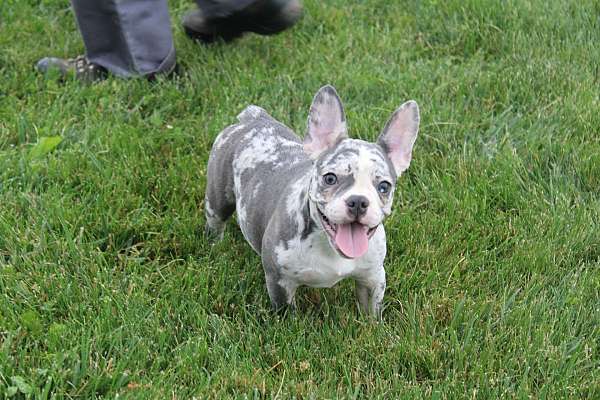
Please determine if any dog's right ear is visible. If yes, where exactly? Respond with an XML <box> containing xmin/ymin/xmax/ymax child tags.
<box><xmin>304</xmin><ymin>85</ymin><xmax>348</xmax><ymax>158</ymax></box>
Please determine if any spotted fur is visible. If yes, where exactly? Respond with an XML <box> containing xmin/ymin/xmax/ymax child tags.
<box><xmin>205</xmin><ymin>85</ymin><xmax>419</xmax><ymax>319</ymax></box>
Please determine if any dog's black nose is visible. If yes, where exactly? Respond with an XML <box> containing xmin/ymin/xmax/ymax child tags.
<box><xmin>346</xmin><ymin>195</ymin><xmax>369</xmax><ymax>217</ymax></box>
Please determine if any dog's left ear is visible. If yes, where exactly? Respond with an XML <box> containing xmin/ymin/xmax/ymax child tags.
<box><xmin>377</xmin><ymin>100</ymin><xmax>420</xmax><ymax>176</ymax></box>
<box><xmin>304</xmin><ymin>85</ymin><xmax>348</xmax><ymax>158</ymax></box>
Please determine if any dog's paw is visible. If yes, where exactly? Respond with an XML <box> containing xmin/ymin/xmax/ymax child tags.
<box><xmin>204</xmin><ymin>224</ymin><xmax>225</xmax><ymax>242</ymax></box>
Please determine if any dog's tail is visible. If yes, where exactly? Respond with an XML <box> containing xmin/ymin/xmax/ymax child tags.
<box><xmin>237</xmin><ymin>105</ymin><xmax>271</xmax><ymax>123</ymax></box>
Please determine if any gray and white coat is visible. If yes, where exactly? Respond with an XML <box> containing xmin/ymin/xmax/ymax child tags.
<box><xmin>205</xmin><ymin>85</ymin><xmax>419</xmax><ymax>318</ymax></box>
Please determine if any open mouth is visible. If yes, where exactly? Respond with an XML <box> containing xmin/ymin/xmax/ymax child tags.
<box><xmin>317</xmin><ymin>207</ymin><xmax>378</xmax><ymax>259</ymax></box>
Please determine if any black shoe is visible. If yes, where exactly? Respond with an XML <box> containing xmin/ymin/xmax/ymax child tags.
<box><xmin>36</xmin><ymin>55</ymin><xmax>108</xmax><ymax>82</ymax></box>
<box><xmin>182</xmin><ymin>0</ymin><xmax>302</xmax><ymax>44</ymax></box>
<box><xmin>244</xmin><ymin>0</ymin><xmax>303</xmax><ymax>35</ymax></box>
<box><xmin>182</xmin><ymin>8</ymin><xmax>245</xmax><ymax>43</ymax></box>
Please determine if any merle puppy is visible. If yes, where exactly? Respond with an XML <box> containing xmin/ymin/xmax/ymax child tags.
<box><xmin>205</xmin><ymin>85</ymin><xmax>419</xmax><ymax>318</ymax></box>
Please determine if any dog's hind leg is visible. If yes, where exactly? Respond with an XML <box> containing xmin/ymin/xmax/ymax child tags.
<box><xmin>204</xmin><ymin>173</ymin><xmax>235</xmax><ymax>240</ymax></box>
<box><xmin>204</xmin><ymin>195</ymin><xmax>233</xmax><ymax>240</ymax></box>
<box><xmin>205</xmin><ymin>136</ymin><xmax>237</xmax><ymax>240</ymax></box>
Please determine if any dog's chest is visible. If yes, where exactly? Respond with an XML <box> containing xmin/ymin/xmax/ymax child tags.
<box><xmin>275</xmin><ymin>229</ymin><xmax>385</xmax><ymax>288</ymax></box>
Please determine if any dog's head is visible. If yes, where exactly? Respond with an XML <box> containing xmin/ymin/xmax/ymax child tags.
<box><xmin>304</xmin><ymin>85</ymin><xmax>419</xmax><ymax>259</ymax></box>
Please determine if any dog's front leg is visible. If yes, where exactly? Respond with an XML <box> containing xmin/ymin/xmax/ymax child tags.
<box><xmin>355</xmin><ymin>282</ymin><xmax>370</xmax><ymax>315</ymax></box>
<box><xmin>265</xmin><ymin>274</ymin><xmax>297</xmax><ymax>312</ymax></box>
<box><xmin>355</xmin><ymin>268</ymin><xmax>386</xmax><ymax>320</ymax></box>
<box><xmin>370</xmin><ymin>278</ymin><xmax>386</xmax><ymax>320</ymax></box>
<box><xmin>261</xmin><ymin>247</ymin><xmax>297</xmax><ymax>312</ymax></box>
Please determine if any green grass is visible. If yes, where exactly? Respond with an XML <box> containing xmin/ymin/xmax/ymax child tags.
<box><xmin>1</xmin><ymin>0</ymin><xmax>599</xmax><ymax>398</ymax></box>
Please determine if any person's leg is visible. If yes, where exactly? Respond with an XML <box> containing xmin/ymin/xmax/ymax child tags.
<box><xmin>183</xmin><ymin>0</ymin><xmax>302</xmax><ymax>43</ymax></box>
<box><xmin>73</xmin><ymin>0</ymin><xmax>175</xmax><ymax>77</ymax></box>
<box><xmin>38</xmin><ymin>0</ymin><xmax>176</xmax><ymax>80</ymax></box>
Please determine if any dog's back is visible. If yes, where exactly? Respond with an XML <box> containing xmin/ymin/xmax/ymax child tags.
<box><xmin>205</xmin><ymin>105</ymin><xmax>312</xmax><ymax>251</ymax></box>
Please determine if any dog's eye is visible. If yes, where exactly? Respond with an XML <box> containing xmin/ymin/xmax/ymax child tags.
<box><xmin>377</xmin><ymin>181</ymin><xmax>392</xmax><ymax>194</ymax></box>
<box><xmin>323</xmin><ymin>173</ymin><xmax>338</xmax><ymax>185</ymax></box>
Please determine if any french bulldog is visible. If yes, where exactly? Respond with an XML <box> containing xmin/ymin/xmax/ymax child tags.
<box><xmin>205</xmin><ymin>85</ymin><xmax>419</xmax><ymax>318</ymax></box>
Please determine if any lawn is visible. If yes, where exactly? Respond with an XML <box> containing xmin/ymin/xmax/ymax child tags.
<box><xmin>1</xmin><ymin>0</ymin><xmax>599</xmax><ymax>398</ymax></box>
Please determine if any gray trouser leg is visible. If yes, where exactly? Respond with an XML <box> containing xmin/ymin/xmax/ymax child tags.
<box><xmin>71</xmin><ymin>0</ymin><xmax>176</xmax><ymax>77</ymax></box>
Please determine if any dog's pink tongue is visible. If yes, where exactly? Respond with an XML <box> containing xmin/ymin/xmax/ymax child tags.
<box><xmin>335</xmin><ymin>222</ymin><xmax>369</xmax><ymax>259</ymax></box>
